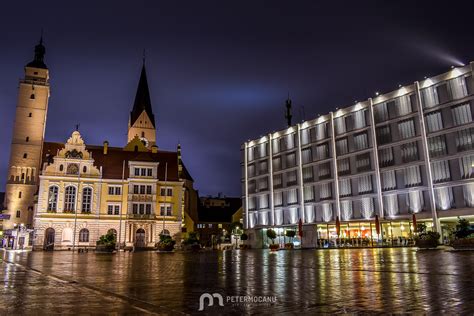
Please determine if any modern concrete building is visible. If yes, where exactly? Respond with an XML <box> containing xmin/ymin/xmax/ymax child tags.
<box><xmin>242</xmin><ymin>63</ymin><xmax>474</xmax><ymax>248</ymax></box>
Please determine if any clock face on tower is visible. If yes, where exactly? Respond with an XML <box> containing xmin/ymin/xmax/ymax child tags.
<box><xmin>140</xmin><ymin>137</ymin><xmax>149</xmax><ymax>147</ymax></box>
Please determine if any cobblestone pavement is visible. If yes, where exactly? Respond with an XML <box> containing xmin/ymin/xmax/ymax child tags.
<box><xmin>1</xmin><ymin>248</ymin><xmax>474</xmax><ymax>315</ymax></box>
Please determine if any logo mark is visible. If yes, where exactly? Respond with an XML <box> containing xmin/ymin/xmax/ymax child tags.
<box><xmin>198</xmin><ymin>293</ymin><xmax>224</xmax><ymax>311</ymax></box>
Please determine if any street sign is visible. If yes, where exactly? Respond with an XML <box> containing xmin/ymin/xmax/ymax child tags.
<box><xmin>0</xmin><ymin>214</ymin><xmax>11</xmax><ymax>220</ymax></box>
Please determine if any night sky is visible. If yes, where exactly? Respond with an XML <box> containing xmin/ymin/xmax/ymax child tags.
<box><xmin>1</xmin><ymin>1</ymin><xmax>473</xmax><ymax>196</ymax></box>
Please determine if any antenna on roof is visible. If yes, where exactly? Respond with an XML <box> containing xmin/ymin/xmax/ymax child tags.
<box><xmin>285</xmin><ymin>94</ymin><xmax>292</xmax><ymax>127</ymax></box>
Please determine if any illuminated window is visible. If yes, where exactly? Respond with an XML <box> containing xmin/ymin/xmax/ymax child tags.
<box><xmin>79</xmin><ymin>229</ymin><xmax>89</xmax><ymax>242</ymax></box>
<box><xmin>48</xmin><ymin>186</ymin><xmax>59</xmax><ymax>211</ymax></box>
<box><xmin>64</xmin><ymin>186</ymin><xmax>76</xmax><ymax>211</ymax></box>
<box><xmin>81</xmin><ymin>187</ymin><xmax>92</xmax><ymax>213</ymax></box>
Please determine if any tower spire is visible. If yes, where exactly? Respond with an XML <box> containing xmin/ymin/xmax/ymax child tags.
<box><xmin>26</xmin><ymin>32</ymin><xmax>47</xmax><ymax>69</ymax></box>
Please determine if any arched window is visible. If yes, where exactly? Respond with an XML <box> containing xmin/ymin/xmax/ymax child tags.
<box><xmin>82</xmin><ymin>187</ymin><xmax>92</xmax><ymax>213</ymax></box>
<box><xmin>23</xmin><ymin>153</ymin><xmax>28</xmax><ymax>159</ymax></box>
<box><xmin>79</xmin><ymin>228</ymin><xmax>89</xmax><ymax>242</ymax></box>
<box><xmin>26</xmin><ymin>136</ymin><xmax>29</xmax><ymax>142</ymax></box>
<box><xmin>83</xmin><ymin>166</ymin><xmax>87</xmax><ymax>173</ymax></box>
<box><xmin>64</xmin><ymin>186</ymin><xmax>76</xmax><ymax>212</ymax></box>
<box><xmin>59</xmin><ymin>165</ymin><xmax>64</xmax><ymax>172</ymax></box>
<box><xmin>48</xmin><ymin>186</ymin><xmax>59</xmax><ymax>211</ymax></box>
<box><xmin>30</xmin><ymin>94</ymin><xmax>35</xmax><ymax>99</ymax></box>
<box><xmin>141</xmin><ymin>132</ymin><xmax>145</xmax><ymax>137</ymax></box>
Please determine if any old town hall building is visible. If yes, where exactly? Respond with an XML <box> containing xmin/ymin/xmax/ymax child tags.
<box><xmin>2</xmin><ymin>38</ymin><xmax>198</xmax><ymax>250</ymax></box>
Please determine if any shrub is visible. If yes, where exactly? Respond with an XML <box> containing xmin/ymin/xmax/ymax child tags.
<box><xmin>96</xmin><ymin>232</ymin><xmax>116</xmax><ymax>247</ymax></box>
<box><xmin>183</xmin><ymin>232</ymin><xmax>199</xmax><ymax>245</ymax></box>
<box><xmin>285</xmin><ymin>230</ymin><xmax>296</xmax><ymax>239</ymax></box>
<box><xmin>455</xmin><ymin>217</ymin><xmax>472</xmax><ymax>239</ymax></box>
<box><xmin>266</xmin><ymin>229</ymin><xmax>277</xmax><ymax>244</ymax></box>
<box><xmin>240</xmin><ymin>233</ymin><xmax>248</xmax><ymax>241</ymax></box>
<box><xmin>156</xmin><ymin>234</ymin><xmax>176</xmax><ymax>251</ymax></box>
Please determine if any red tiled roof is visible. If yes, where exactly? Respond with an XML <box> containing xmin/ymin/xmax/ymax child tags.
<box><xmin>42</xmin><ymin>142</ymin><xmax>192</xmax><ymax>182</ymax></box>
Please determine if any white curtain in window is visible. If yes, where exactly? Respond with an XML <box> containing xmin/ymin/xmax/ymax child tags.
<box><xmin>338</xmin><ymin>158</ymin><xmax>350</xmax><ymax>174</ymax></box>
<box><xmin>358</xmin><ymin>175</ymin><xmax>373</xmax><ymax>194</ymax></box>
<box><xmin>302</xmin><ymin>166</ymin><xmax>313</xmax><ymax>182</ymax></box>
<box><xmin>336</xmin><ymin>138</ymin><xmax>348</xmax><ymax>155</ymax></box>
<box><xmin>356</xmin><ymin>153</ymin><xmax>371</xmax><ymax>171</ymax></box>
<box><xmin>339</xmin><ymin>178</ymin><xmax>352</xmax><ymax>197</ymax></box>
<box><xmin>248</xmin><ymin>147</ymin><xmax>255</xmax><ymax>161</ymax></box>
<box><xmin>404</xmin><ymin>166</ymin><xmax>422</xmax><ymax>187</ymax></box>
<box><xmin>248</xmin><ymin>196</ymin><xmax>256</xmax><ymax>210</ymax></box>
<box><xmin>383</xmin><ymin>195</ymin><xmax>399</xmax><ymax>217</ymax></box>
<box><xmin>259</xmin><ymin>161</ymin><xmax>268</xmax><ymax>174</ymax></box>
<box><xmin>397</xmin><ymin>95</ymin><xmax>412</xmax><ymax>116</ymax></box>
<box><xmin>286</xmin><ymin>188</ymin><xmax>298</xmax><ymax>205</ymax></box>
<box><xmin>353</xmin><ymin>110</ymin><xmax>366</xmax><ymax>129</ymax></box>
<box><xmin>463</xmin><ymin>183</ymin><xmax>474</xmax><ymax>207</ymax></box>
<box><xmin>305</xmin><ymin>205</ymin><xmax>315</xmax><ymax>223</ymax></box>
<box><xmin>274</xmin><ymin>191</ymin><xmax>283</xmax><ymax>206</ymax></box>
<box><xmin>449</xmin><ymin>76</ymin><xmax>468</xmax><ymax>100</ymax></box>
<box><xmin>248</xmin><ymin>180</ymin><xmax>256</xmax><ymax>193</ymax></box>
<box><xmin>381</xmin><ymin>170</ymin><xmax>396</xmax><ymax>191</ymax></box>
<box><xmin>273</xmin><ymin>174</ymin><xmax>282</xmax><ymax>188</ymax></box>
<box><xmin>421</xmin><ymin>86</ymin><xmax>439</xmax><ymax>108</ymax></box>
<box><xmin>319</xmin><ymin>182</ymin><xmax>332</xmax><ymax>200</ymax></box>
<box><xmin>428</xmin><ymin>136</ymin><xmax>447</xmax><ymax>157</ymax></box>
<box><xmin>272</xmin><ymin>138</ymin><xmax>280</xmax><ymax>153</ymax></box>
<box><xmin>301</xmin><ymin>128</ymin><xmax>310</xmax><ymax>145</ymax></box>
<box><xmin>272</xmin><ymin>157</ymin><xmax>281</xmax><ymax>171</ymax></box>
<box><xmin>286</xmin><ymin>133</ymin><xmax>295</xmax><ymax>149</ymax></box>
<box><xmin>360</xmin><ymin>197</ymin><xmax>374</xmax><ymax>219</ymax></box>
<box><xmin>334</xmin><ymin>116</ymin><xmax>346</xmax><ymax>135</ymax></box>
<box><xmin>286</xmin><ymin>171</ymin><xmax>297</xmax><ymax>185</ymax></box>
<box><xmin>401</xmin><ymin>141</ymin><xmax>419</xmax><ymax>162</ymax></box>
<box><xmin>315</xmin><ymin>143</ymin><xmax>328</xmax><ymax>160</ymax></box>
<box><xmin>374</xmin><ymin>102</ymin><xmax>388</xmax><ymax>122</ymax></box>
<box><xmin>407</xmin><ymin>190</ymin><xmax>424</xmax><ymax>213</ymax></box>
<box><xmin>321</xmin><ymin>203</ymin><xmax>332</xmax><ymax>222</ymax></box>
<box><xmin>284</xmin><ymin>208</ymin><xmax>298</xmax><ymax>224</ymax></box>
<box><xmin>286</xmin><ymin>153</ymin><xmax>296</xmax><ymax>167</ymax></box>
<box><xmin>452</xmin><ymin>103</ymin><xmax>472</xmax><ymax>126</ymax></box>
<box><xmin>456</xmin><ymin>128</ymin><xmax>474</xmax><ymax>151</ymax></box>
<box><xmin>258</xmin><ymin>211</ymin><xmax>269</xmax><ymax>226</ymax></box>
<box><xmin>248</xmin><ymin>211</ymin><xmax>257</xmax><ymax>228</ymax></box>
<box><xmin>258</xmin><ymin>194</ymin><xmax>269</xmax><ymax>210</ymax></box>
<box><xmin>354</xmin><ymin>133</ymin><xmax>368</xmax><ymax>151</ymax></box>
<box><xmin>301</xmin><ymin>148</ymin><xmax>312</xmax><ymax>164</ymax></box>
<box><xmin>248</xmin><ymin>164</ymin><xmax>255</xmax><ymax>177</ymax></box>
<box><xmin>259</xmin><ymin>142</ymin><xmax>268</xmax><ymax>157</ymax></box>
<box><xmin>304</xmin><ymin>186</ymin><xmax>315</xmax><ymax>202</ymax></box>
<box><xmin>258</xmin><ymin>177</ymin><xmax>268</xmax><ymax>191</ymax></box>
<box><xmin>398</xmin><ymin>119</ymin><xmax>416</xmax><ymax>139</ymax></box>
<box><xmin>378</xmin><ymin>147</ymin><xmax>394</xmax><ymax>166</ymax></box>
<box><xmin>425</xmin><ymin>111</ymin><xmax>443</xmax><ymax>133</ymax></box>
<box><xmin>341</xmin><ymin>200</ymin><xmax>353</xmax><ymax>220</ymax></box>
<box><xmin>274</xmin><ymin>209</ymin><xmax>282</xmax><ymax>225</ymax></box>
<box><xmin>318</xmin><ymin>163</ymin><xmax>331</xmax><ymax>178</ymax></box>
<box><xmin>460</xmin><ymin>155</ymin><xmax>474</xmax><ymax>179</ymax></box>
<box><xmin>315</xmin><ymin>123</ymin><xmax>327</xmax><ymax>140</ymax></box>
<box><xmin>431</xmin><ymin>160</ymin><xmax>451</xmax><ymax>183</ymax></box>
<box><xmin>435</xmin><ymin>187</ymin><xmax>454</xmax><ymax>211</ymax></box>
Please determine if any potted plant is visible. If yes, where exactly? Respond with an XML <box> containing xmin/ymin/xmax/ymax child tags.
<box><xmin>156</xmin><ymin>234</ymin><xmax>176</xmax><ymax>252</ymax></box>
<box><xmin>182</xmin><ymin>232</ymin><xmax>200</xmax><ymax>251</ymax></box>
<box><xmin>239</xmin><ymin>233</ymin><xmax>249</xmax><ymax>249</ymax></box>
<box><xmin>266</xmin><ymin>229</ymin><xmax>279</xmax><ymax>251</ymax></box>
<box><xmin>285</xmin><ymin>230</ymin><xmax>296</xmax><ymax>249</ymax></box>
<box><xmin>452</xmin><ymin>217</ymin><xmax>474</xmax><ymax>250</ymax></box>
<box><xmin>414</xmin><ymin>223</ymin><xmax>440</xmax><ymax>249</ymax></box>
<box><xmin>96</xmin><ymin>231</ymin><xmax>116</xmax><ymax>253</ymax></box>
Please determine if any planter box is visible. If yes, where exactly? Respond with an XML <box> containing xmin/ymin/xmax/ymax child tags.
<box><xmin>452</xmin><ymin>238</ymin><xmax>474</xmax><ymax>250</ymax></box>
<box><xmin>269</xmin><ymin>244</ymin><xmax>280</xmax><ymax>251</ymax></box>
<box><xmin>284</xmin><ymin>243</ymin><xmax>294</xmax><ymax>249</ymax></box>
<box><xmin>157</xmin><ymin>244</ymin><xmax>175</xmax><ymax>252</ymax></box>
<box><xmin>415</xmin><ymin>239</ymin><xmax>438</xmax><ymax>249</ymax></box>
<box><xmin>96</xmin><ymin>244</ymin><xmax>116</xmax><ymax>253</ymax></box>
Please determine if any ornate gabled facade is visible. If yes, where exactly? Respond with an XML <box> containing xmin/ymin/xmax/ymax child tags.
<box><xmin>3</xmin><ymin>38</ymin><xmax>198</xmax><ymax>250</ymax></box>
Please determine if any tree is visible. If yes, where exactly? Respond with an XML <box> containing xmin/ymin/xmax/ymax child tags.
<box><xmin>455</xmin><ymin>217</ymin><xmax>471</xmax><ymax>239</ymax></box>
<box><xmin>240</xmin><ymin>233</ymin><xmax>248</xmax><ymax>241</ymax></box>
<box><xmin>266</xmin><ymin>229</ymin><xmax>277</xmax><ymax>244</ymax></box>
<box><xmin>285</xmin><ymin>230</ymin><xmax>296</xmax><ymax>242</ymax></box>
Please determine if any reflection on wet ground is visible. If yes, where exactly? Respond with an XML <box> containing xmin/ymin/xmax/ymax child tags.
<box><xmin>1</xmin><ymin>248</ymin><xmax>473</xmax><ymax>314</ymax></box>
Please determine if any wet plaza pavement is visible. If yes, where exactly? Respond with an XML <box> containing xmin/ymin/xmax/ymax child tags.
<box><xmin>1</xmin><ymin>248</ymin><xmax>474</xmax><ymax>315</ymax></box>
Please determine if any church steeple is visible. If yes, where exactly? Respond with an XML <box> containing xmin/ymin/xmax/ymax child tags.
<box><xmin>127</xmin><ymin>61</ymin><xmax>157</xmax><ymax>148</ymax></box>
<box><xmin>26</xmin><ymin>33</ymin><xmax>47</xmax><ymax>69</ymax></box>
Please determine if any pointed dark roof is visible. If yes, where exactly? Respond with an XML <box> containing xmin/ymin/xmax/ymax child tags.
<box><xmin>26</xmin><ymin>36</ymin><xmax>47</xmax><ymax>69</ymax></box>
<box><xmin>130</xmin><ymin>64</ymin><xmax>155</xmax><ymax>127</ymax></box>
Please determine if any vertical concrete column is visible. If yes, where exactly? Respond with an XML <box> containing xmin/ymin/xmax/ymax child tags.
<box><xmin>330</xmin><ymin>112</ymin><xmax>341</xmax><ymax>219</ymax></box>
<box><xmin>268</xmin><ymin>134</ymin><xmax>275</xmax><ymax>226</ymax></box>
<box><xmin>368</xmin><ymin>98</ymin><xmax>384</xmax><ymax>218</ymax></box>
<box><xmin>297</xmin><ymin>124</ymin><xmax>305</xmax><ymax>223</ymax></box>
<box><xmin>414</xmin><ymin>81</ymin><xmax>440</xmax><ymax>233</ymax></box>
